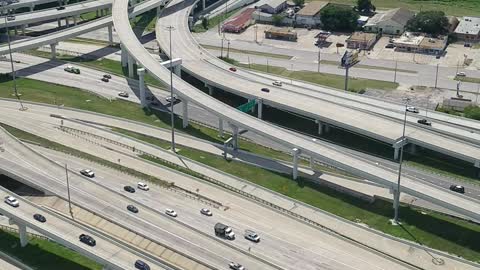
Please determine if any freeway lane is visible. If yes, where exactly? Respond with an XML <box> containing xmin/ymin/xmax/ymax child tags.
<box><xmin>0</xmin><ymin>187</ymin><xmax>167</xmax><ymax>270</ymax></box>
<box><xmin>0</xmin><ymin>127</ymin><xmax>279</xmax><ymax>270</ymax></box>
<box><xmin>156</xmin><ymin>0</ymin><xmax>480</xmax><ymax>165</ymax></box>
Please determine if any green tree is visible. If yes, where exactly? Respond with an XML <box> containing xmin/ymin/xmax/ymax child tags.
<box><xmin>293</xmin><ymin>0</ymin><xmax>304</xmax><ymax>7</ymax></box>
<box><xmin>406</xmin><ymin>11</ymin><xmax>449</xmax><ymax>35</ymax></box>
<box><xmin>357</xmin><ymin>0</ymin><xmax>375</xmax><ymax>14</ymax></box>
<box><xmin>464</xmin><ymin>105</ymin><xmax>480</xmax><ymax>120</ymax></box>
<box><xmin>320</xmin><ymin>4</ymin><xmax>359</xmax><ymax>32</ymax></box>
<box><xmin>272</xmin><ymin>14</ymin><xmax>285</xmax><ymax>26</ymax></box>
<box><xmin>202</xmin><ymin>17</ymin><xmax>208</xmax><ymax>30</ymax></box>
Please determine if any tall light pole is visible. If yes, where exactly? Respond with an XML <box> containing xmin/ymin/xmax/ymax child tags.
<box><xmin>317</xmin><ymin>48</ymin><xmax>321</xmax><ymax>73</ymax></box>
<box><xmin>165</xmin><ymin>25</ymin><xmax>176</xmax><ymax>152</ymax></box>
<box><xmin>393</xmin><ymin>97</ymin><xmax>409</xmax><ymax>224</ymax></box>
<box><xmin>65</xmin><ymin>164</ymin><xmax>73</xmax><ymax>218</ymax></box>
<box><xmin>434</xmin><ymin>63</ymin><xmax>439</xmax><ymax>89</ymax></box>
<box><xmin>2</xmin><ymin>5</ymin><xmax>26</xmax><ymax>111</ymax></box>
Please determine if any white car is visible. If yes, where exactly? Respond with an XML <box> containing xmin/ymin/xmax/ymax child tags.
<box><xmin>165</xmin><ymin>209</ymin><xmax>177</xmax><ymax>217</ymax></box>
<box><xmin>229</xmin><ymin>262</ymin><xmax>245</xmax><ymax>270</ymax></box>
<box><xmin>272</xmin><ymin>80</ymin><xmax>282</xmax><ymax>87</ymax></box>
<box><xmin>4</xmin><ymin>196</ymin><xmax>19</xmax><ymax>207</ymax></box>
<box><xmin>165</xmin><ymin>95</ymin><xmax>178</xmax><ymax>103</ymax></box>
<box><xmin>200</xmin><ymin>208</ymin><xmax>212</xmax><ymax>216</ymax></box>
<box><xmin>118</xmin><ymin>91</ymin><xmax>129</xmax><ymax>98</ymax></box>
<box><xmin>80</xmin><ymin>169</ymin><xmax>95</xmax><ymax>178</ymax></box>
<box><xmin>456</xmin><ymin>72</ymin><xmax>466</xmax><ymax>77</ymax></box>
<box><xmin>406</xmin><ymin>106</ymin><xmax>419</xmax><ymax>113</ymax></box>
<box><xmin>244</xmin><ymin>230</ymin><xmax>260</xmax><ymax>242</ymax></box>
<box><xmin>137</xmin><ymin>182</ymin><xmax>149</xmax><ymax>191</ymax></box>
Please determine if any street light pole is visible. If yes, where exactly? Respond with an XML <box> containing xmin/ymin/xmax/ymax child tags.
<box><xmin>393</xmin><ymin>61</ymin><xmax>397</xmax><ymax>83</ymax></box>
<box><xmin>317</xmin><ymin>48</ymin><xmax>321</xmax><ymax>73</ymax></box>
<box><xmin>165</xmin><ymin>26</ymin><xmax>176</xmax><ymax>152</ymax></box>
<box><xmin>226</xmin><ymin>39</ymin><xmax>230</xmax><ymax>59</ymax></box>
<box><xmin>393</xmin><ymin>98</ymin><xmax>409</xmax><ymax>224</ymax></box>
<box><xmin>65</xmin><ymin>164</ymin><xmax>73</xmax><ymax>218</ymax></box>
<box><xmin>434</xmin><ymin>63</ymin><xmax>439</xmax><ymax>89</ymax></box>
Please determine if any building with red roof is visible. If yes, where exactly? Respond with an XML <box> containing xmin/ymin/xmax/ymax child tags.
<box><xmin>222</xmin><ymin>8</ymin><xmax>255</xmax><ymax>33</ymax></box>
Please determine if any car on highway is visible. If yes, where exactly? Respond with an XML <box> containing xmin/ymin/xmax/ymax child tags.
<box><xmin>79</xmin><ymin>234</ymin><xmax>96</xmax><ymax>246</ymax></box>
<box><xmin>449</xmin><ymin>185</ymin><xmax>465</xmax><ymax>194</ymax></box>
<box><xmin>101</xmin><ymin>77</ymin><xmax>109</xmax><ymax>82</ymax></box>
<box><xmin>165</xmin><ymin>209</ymin><xmax>177</xmax><ymax>217</ymax></box>
<box><xmin>417</xmin><ymin>119</ymin><xmax>431</xmax><ymax>126</ymax></box>
<box><xmin>33</xmin><ymin>213</ymin><xmax>46</xmax><ymax>223</ymax></box>
<box><xmin>137</xmin><ymin>182</ymin><xmax>149</xmax><ymax>191</ymax></box>
<box><xmin>406</xmin><ymin>106</ymin><xmax>419</xmax><ymax>113</ymax></box>
<box><xmin>456</xmin><ymin>72</ymin><xmax>466</xmax><ymax>77</ymax></box>
<box><xmin>200</xmin><ymin>208</ymin><xmax>212</xmax><ymax>216</ymax></box>
<box><xmin>134</xmin><ymin>260</ymin><xmax>150</xmax><ymax>270</ymax></box>
<box><xmin>6</xmin><ymin>15</ymin><xmax>15</xmax><ymax>21</ymax></box>
<box><xmin>64</xmin><ymin>65</ymin><xmax>80</xmax><ymax>74</ymax></box>
<box><xmin>385</xmin><ymin>43</ymin><xmax>395</xmax><ymax>49</ymax></box>
<box><xmin>103</xmin><ymin>74</ymin><xmax>112</xmax><ymax>79</ymax></box>
<box><xmin>124</xmin><ymin>185</ymin><xmax>135</xmax><ymax>193</ymax></box>
<box><xmin>165</xmin><ymin>95</ymin><xmax>177</xmax><ymax>103</ymax></box>
<box><xmin>56</xmin><ymin>6</ymin><xmax>65</xmax><ymax>10</ymax></box>
<box><xmin>4</xmin><ymin>196</ymin><xmax>19</xmax><ymax>207</ymax></box>
<box><xmin>229</xmin><ymin>262</ymin><xmax>245</xmax><ymax>270</ymax></box>
<box><xmin>244</xmin><ymin>229</ymin><xmax>260</xmax><ymax>242</ymax></box>
<box><xmin>229</xmin><ymin>67</ymin><xmax>237</xmax><ymax>72</ymax></box>
<box><xmin>261</xmin><ymin>88</ymin><xmax>270</xmax><ymax>93</ymax></box>
<box><xmin>118</xmin><ymin>91</ymin><xmax>129</xmax><ymax>98</ymax></box>
<box><xmin>80</xmin><ymin>169</ymin><xmax>95</xmax><ymax>178</ymax></box>
<box><xmin>127</xmin><ymin>205</ymin><xmax>139</xmax><ymax>213</ymax></box>
<box><xmin>272</xmin><ymin>81</ymin><xmax>282</xmax><ymax>87</ymax></box>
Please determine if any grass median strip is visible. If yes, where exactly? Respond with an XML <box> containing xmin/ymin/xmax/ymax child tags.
<box><xmin>115</xmin><ymin>126</ymin><xmax>480</xmax><ymax>262</ymax></box>
<box><xmin>202</xmin><ymin>44</ymin><xmax>292</xmax><ymax>60</ymax></box>
<box><xmin>0</xmin><ymin>229</ymin><xmax>101</xmax><ymax>270</ymax></box>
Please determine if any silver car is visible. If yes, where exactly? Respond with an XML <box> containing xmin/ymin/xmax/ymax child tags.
<box><xmin>4</xmin><ymin>196</ymin><xmax>19</xmax><ymax>207</ymax></box>
<box><xmin>244</xmin><ymin>230</ymin><xmax>260</xmax><ymax>242</ymax></box>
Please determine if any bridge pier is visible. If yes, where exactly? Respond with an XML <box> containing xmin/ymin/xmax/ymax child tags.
<box><xmin>257</xmin><ymin>98</ymin><xmax>263</xmax><ymax>119</ymax></box>
<box><xmin>96</xmin><ymin>10</ymin><xmax>99</xmax><ymax>17</ymax></box>
<box><xmin>218</xmin><ymin>118</ymin><xmax>224</xmax><ymax>137</ymax></box>
<box><xmin>57</xmin><ymin>18</ymin><xmax>61</xmax><ymax>28</ymax></box>
<box><xmin>206</xmin><ymin>84</ymin><xmax>214</xmax><ymax>95</ymax></box>
<box><xmin>29</xmin><ymin>4</ymin><xmax>34</xmax><ymax>11</ymax></box>
<box><xmin>182</xmin><ymin>99</ymin><xmax>189</xmax><ymax>128</ymax></box>
<box><xmin>174</xmin><ymin>65</ymin><xmax>181</xmax><ymax>77</ymax></box>
<box><xmin>120</xmin><ymin>44</ymin><xmax>127</xmax><ymax>68</ymax></box>
<box><xmin>65</xmin><ymin>17</ymin><xmax>70</xmax><ymax>28</ymax></box>
<box><xmin>229</xmin><ymin>123</ymin><xmax>239</xmax><ymax>150</ymax></box>
<box><xmin>393</xmin><ymin>138</ymin><xmax>407</xmax><ymax>160</ymax></box>
<box><xmin>202</xmin><ymin>0</ymin><xmax>206</xmax><ymax>9</ymax></box>
<box><xmin>100</xmin><ymin>9</ymin><xmax>104</xmax><ymax>16</ymax></box>
<box><xmin>310</xmin><ymin>156</ymin><xmax>314</xmax><ymax>168</ymax></box>
<box><xmin>73</xmin><ymin>16</ymin><xmax>77</xmax><ymax>26</ymax></box>
<box><xmin>107</xmin><ymin>25</ymin><xmax>113</xmax><ymax>45</ymax></box>
<box><xmin>292</xmin><ymin>148</ymin><xmax>301</xmax><ymax>180</ymax></box>
<box><xmin>50</xmin><ymin>43</ymin><xmax>57</xmax><ymax>59</ymax></box>
<box><xmin>21</xmin><ymin>25</ymin><xmax>25</xmax><ymax>35</ymax></box>
<box><xmin>409</xmin><ymin>143</ymin><xmax>417</xmax><ymax>154</ymax></box>
<box><xmin>137</xmin><ymin>68</ymin><xmax>146</xmax><ymax>107</ymax></box>
<box><xmin>127</xmin><ymin>54</ymin><xmax>135</xmax><ymax>78</ymax></box>
<box><xmin>13</xmin><ymin>26</ymin><xmax>17</xmax><ymax>36</ymax></box>
<box><xmin>9</xmin><ymin>219</ymin><xmax>28</xmax><ymax>247</ymax></box>
<box><xmin>315</xmin><ymin>120</ymin><xmax>323</xmax><ymax>135</ymax></box>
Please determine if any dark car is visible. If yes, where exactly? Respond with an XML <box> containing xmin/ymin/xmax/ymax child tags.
<box><xmin>229</xmin><ymin>67</ymin><xmax>237</xmax><ymax>72</ymax></box>
<box><xmin>33</xmin><ymin>213</ymin><xmax>46</xmax><ymax>223</ymax></box>
<box><xmin>127</xmin><ymin>205</ymin><xmax>139</xmax><ymax>213</ymax></box>
<box><xmin>56</xmin><ymin>6</ymin><xmax>65</xmax><ymax>10</ymax></box>
<box><xmin>261</xmin><ymin>88</ymin><xmax>270</xmax><ymax>93</ymax></box>
<box><xmin>417</xmin><ymin>119</ymin><xmax>432</xmax><ymax>126</ymax></box>
<box><xmin>101</xmin><ymin>77</ymin><xmax>109</xmax><ymax>82</ymax></box>
<box><xmin>464</xmin><ymin>43</ymin><xmax>472</xmax><ymax>47</ymax></box>
<box><xmin>103</xmin><ymin>74</ymin><xmax>112</xmax><ymax>79</ymax></box>
<box><xmin>124</xmin><ymin>185</ymin><xmax>135</xmax><ymax>193</ymax></box>
<box><xmin>449</xmin><ymin>185</ymin><xmax>465</xmax><ymax>194</ymax></box>
<box><xmin>385</xmin><ymin>43</ymin><xmax>395</xmax><ymax>49</ymax></box>
<box><xmin>135</xmin><ymin>260</ymin><xmax>150</xmax><ymax>270</ymax></box>
<box><xmin>79</xmin><ymin>234</ymin><xmax>96</xmax><ymax>247</ymax></box>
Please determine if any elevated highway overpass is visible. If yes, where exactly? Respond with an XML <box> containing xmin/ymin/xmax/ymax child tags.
<box><xmin>0</xmin><ymin>0</ymin><xmax>64</xmax><ymax>12</ymax></box>
<box><xmin>113</xmin><ymin>0</ymin><xmax>480</xmax><ymax>225</ymax></box>
<box><xmin>0</xmin><ymin>186</ymin><xmax>167</xmax><ymax>270</ymax></box>
<box><xmin>154</xmin><ymin>0</ymin><xmax>480</xmax><ymax>168</ymax></box>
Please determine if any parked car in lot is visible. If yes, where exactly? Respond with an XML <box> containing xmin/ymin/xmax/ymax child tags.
<box><xmin>272</xmin><ymin>81</ymin><xmax>282</xmax><ymax>87</ymax></box>
<box><xmin>200</xmin><ymin>208</ymin><xmax>212</xmax><ymax>216</ymax></box>
<box><xmin>165</xmin><ymin>209</ymin><xmax>177</xmax><ymax>217</ymax></box>
<box><xmin>118</xmin><ymin>91</ymin><xmax>129</xmax><ymax>98</ymax></box>
<box><xmin>4</xmin><ymin>196</ymin><xmax>19</xmax><ymax>207</ymax></box>
<box><xmin>229</xmin><ymin>67</ymin><xmax>237</xmax><ymax>72</ymax></box>
<box><xmin>79</xmin><ymin>234</ymin><xmax>96</xmax><ymax>246</ymax></box>
<box><xmin>137</xmin><ymin>182</ymin><xmax>149</xmax><ymax>191</ymax></box>
<box><xmin>449</xmin><ymin>185</ymin><xmax>465</xmax><ymax>194</ymax></box>
<box><xmin>124</xmin><ymin>185</ymin><xmax>135</xmax><ymax>193</ymax></box>
<box><xmin>33</xmin><ymin>213</ymin><xmax>46</xmax><ymax>223</ymax></box>
<box><xmin>456</xmin><ymin>72</ymin><xmax>466</xmax><ymax>77</ymax></box>
<box><xmin>261</xmin><ymin>88</ymin><xmax>270</xmax><ymax>93</ymax></box>
<box><xmin>80</xmin><ymin>169</ymin><xmax>95</xmax><ymax>178</ymax></box>
<box><xmin>406</xmin><ymin>106</ymin><xmax>419</xmax><ymax>113</ymax></box>
<box><xmin>134</xmin><ymin>260</ymin><xmax>150</xmax><ymax>270</ymax></box>
<box><xmin>229</xmin><ymin>262</ymin><xmax>245</xmax><ymax>270</ymax></box>
<box><xmin>244</xmin><ymin>229</ymin><xmax>260</xmax><ymax>242</ymax></box>
<box><xmin>127</xmin><ymin>205</ymin><xmax>139</xmax><ymax>213</ymax></box>
<box><xmin>64</xmin><ymin>65</ymin><xmax>80</xmax><ymax>74</ymax></box>
<box><xmin>417</xmin><ymin>119</ymin><xmax>431</xmax><ymax>126</ymax></box>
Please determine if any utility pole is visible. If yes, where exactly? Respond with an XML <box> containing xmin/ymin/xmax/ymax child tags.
<box><xmin>434</xmin><ymin>63</ymin><xmax>439</xmax><ymax>89</ymax></box>
<box><xmin>65</xmin><ymin>164</ymin><xmax>73</xmax><ymax>218</ymax></box>
<box><xmin>393</xmin><ymin>61</ymin><xmax>397</xmax><ymax>83</ymax></box>
<box><xmin>220</xmin><ymin>38</ymin><xmax>224</xmax><ymax>58</ymax></box>
<box><xmin>317</xmin><ymin>48</ymin><xmax>321</xmax><ymax>72</ymax></box>
<box><xmin>290</xmin><ymin>63</ymin><xmax>293</xmax><ymax>84</ymax></box>
<box><xmin>254</xmin><ymin>24</ymin><xmax>258</xmax><ymax>43</ymax></box>
<box><xmin>393</xmin><ymin>98</ymin><xmax>409</xmax><ymax>224</ymax></box>
<box><xmin>476</xmin><ymin>84</ymin><xmax>480</xmax><ymax>104</ymax></box>
<box><xmin>456</xmin><ymin>59</ymin><xmax>459</xmax><ymax>75</ymax></box>
<box><xmin>165</xmin><ymin>26</ymin><xmax>176</xmax><ymax>152</ymax></box>
<box><xmin>248</xmin><ymin>56</ymin><xmax>251</xmax><ymax>69</ymax></box>
<box><xmin>344</xmin><ymin>65</ymin><xmax>350</xmax><ymax>91</ymax></box>
<box><xmin>226</xmin><ymin>39</ymin><xmax>230</xmax><ymax>59</ymax></box>
<box><xmin>266</xmin><ymin>59</ymin><xmax>269</xmax><ymax>73</ymax></box>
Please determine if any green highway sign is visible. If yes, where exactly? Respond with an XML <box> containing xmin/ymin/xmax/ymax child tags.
<box><xmin>237</xmin><ymin>99</ymin><xmax>256</xmax><ymax>112</ymax></box>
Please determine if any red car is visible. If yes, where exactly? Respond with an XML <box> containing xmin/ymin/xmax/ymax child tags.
<box><xmin>229</xmin><ymin>67</ymin><xmax>237</xmax><ymax>72</ymax></box>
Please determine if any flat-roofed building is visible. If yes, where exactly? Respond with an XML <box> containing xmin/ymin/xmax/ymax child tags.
<box><xmin>346</xmin><ymin>32</ymin><xmax>379</xmax><ymax>50</ymax></box>
<box><xmin>295</xmin><ymin>1</ymin><xmax>328</xmax><ymax>27</ymax></box>
<box><xmin>454</xmin><ymin>17</ymin><xmax>480</xmax><ymax>42</ymax></box>
<box><xmin>393</xmin><ymin>32</ymin><xmax>447</xmax><ymax>55</ymax></box>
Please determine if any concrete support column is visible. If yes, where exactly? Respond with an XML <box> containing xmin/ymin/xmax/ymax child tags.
<box><xmin>13</xmin><ymin>26</ymin><xmax>17</xmax><ymax>35</ymax></box>
<box><xmin>50</xmin><ymin>43</ymin><xmax>57</xmax><ymax>59</ymax></box>
<box><xmin>107</xmin><ymin>25</ymin><xmax>113</xmax><ymax>45</ymax></box>
<box><xmin>21</xmin><ymin>25</ymin><xmax>25</xmax><ymax>35</ymax></box>
<box><xmin>392</xmin><ymin>188</ymin><xmax>400</xmax><ymax>211</ymax></box>
<box><xmin>409</xmin><ymin>143</ymin><xmax>417</xmax><ymax>154</ymax></box>
<box><xmin>138</xmin><ymin>68</ymin><xmax>146</xmax><ymax>107</ymax></box>
<box><xmin>100</xmin><ymin>9</ymin><xmax>104</xmax><ymax>16</ymax></box>
<box><xmin>174</xmin><ymin>65</ymin><xmax>181</xmax><ymax>77</ymax></box>
<box><xmin>96</xmin><ymin>10</ymin><xmax>99</xmax><ymax>17</ymax></box>
<box><xmin>65</xmin><ymin>17</ymin><xmax>69</xmax><ymax>28</ymax></box>
<box><xmin>120</xmin><ymin>44</ymin><xmax>127</xmax><ymax>68</ymax></box>
<box><xmin>18</xmin><ymin>223</ymin><xmax>28</xmax><ymax>247</ymax></box>
<box><xmin>202</xmin><ymin>0</ymin><xmax>205</xmax><ymax>9</ymax></box>
<box><xmin>393</xmin><ymin>146</ymin><xmax>400</xmax><ymax>160</ymax></box>
<box><xmin>257</xmin><ymin>98</ymin><xmax>263</xmax><ymax>119</ymax></box>
<box><xmin>182</xmin><ymin>99</ymin><xmax>189</xmax><ymax>128</ymax></box>
<box><xmin>315</xmin><ymin>120</ymin><xmax>323</xmax><ymax>135</ymax></box>
<box><xmin>207</xmin><ymin>85</ymin><xmax>214</xmax><ymax>95</ymax></box>
<box><xmin>324</xmin><ymin>124</ymin><xmax>331</xmax><ymax>133</ymax></box>
<box><xmin>218</xmin><ymin>118</ymin><xmax>224</xmax><ymax>137</ymax></box>
<box><xmin>292</xmin><ymin>148</ymin><xmax>301</xmax><ymax>180</ymax></box>
<box><xmin>57</xmin><ymin>18</ymin><xmax>61</xmax><ymax>28</ymax></box>
<box><xmin>230</xmin><ymin>123</ymin><xmax>239</xmax><ymax>150</ymax></box>
<box><xmin>127</xmin><ymin>54</ymin><xmax>135</xmax><ymax>78</ymax></box>
<box><xmin>310</xmin><ymin>156</ymin><xmax>314</xmax><ymax>168</ymax></box>
<box><xmin>73</xmin><ymin>16</ymin><xmax>77</xmax><ymax>26</ymax></box>
<box><xmin>157</xmin><ymin>6</ymin><xmax>161</xmax><ymax>16</ymax></box>
<box><xmin>29</xmin><ymin>4</ymin><xmax>34</xmax><ymax>11</ymax></box>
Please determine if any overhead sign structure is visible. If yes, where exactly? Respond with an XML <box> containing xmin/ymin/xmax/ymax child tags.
<box><xmin>237</xmin><ymin>99</ymin><xmax>256</xmax><ymax>113</ymax></box>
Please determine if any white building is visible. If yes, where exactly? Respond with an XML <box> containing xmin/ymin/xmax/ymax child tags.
<box><xmin>255</xmin><ymin>0</ymin><xmax>287</xmax><ymax>14</ymax></box>
<box><xmin>295</xmin><ymin>1</ymin><xmax>328</xmax><ymax>27</ymax></box>
<box><xmin>364</xmin><ymin>8</ymin><xmax>414</xmax><ymax>35</ymax></box>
